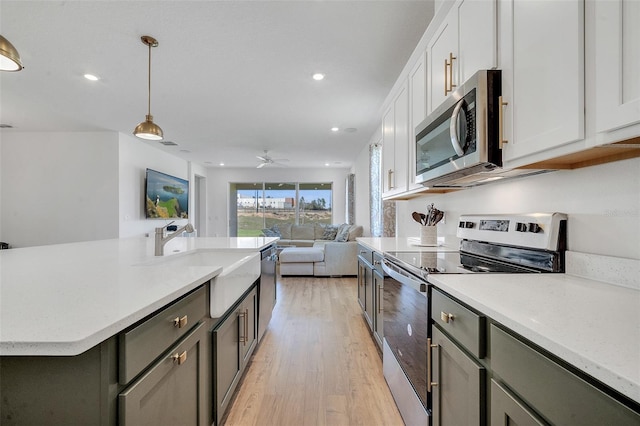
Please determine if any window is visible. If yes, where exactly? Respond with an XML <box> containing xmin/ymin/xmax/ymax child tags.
<box><xmin>230</xmin><ymin>182</ymin><xmax>333</xmax><ymax>236</ymax></box>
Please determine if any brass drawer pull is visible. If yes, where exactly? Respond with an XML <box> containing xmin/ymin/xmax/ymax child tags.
<box><xmin>172</xmin><ymin>351</ymin><xmax>187</xmax><ymax>365</ymax></box>
<box><xmin>441</xmin><ymin>311</ymin><xmax>454</xmax><ymax>323</ymax></box>
<box><xmin>173</xmin><ymin>315</ymin><xmax>188</xmax><ymax>328</ymax></box>
<box><xmin>499</xmin><ymin>95</ymin><xmax>509</xmax><ymax>149</ymax></box>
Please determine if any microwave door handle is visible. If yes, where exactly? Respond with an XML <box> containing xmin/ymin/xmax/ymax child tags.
<box><xmin>449</xmin><ymin>98</ymin><xmax>466</xmax><ymax>157</ymax></box>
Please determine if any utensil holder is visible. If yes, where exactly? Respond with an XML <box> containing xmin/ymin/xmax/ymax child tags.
<box><xmin>420</xmin><ymin>226</ymin><xmax>437</xmax><ymax>245</ymax></box>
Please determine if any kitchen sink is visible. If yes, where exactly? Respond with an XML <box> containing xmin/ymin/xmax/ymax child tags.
<box><xmin>135</xmin><ymin>249</ymin><xmax>261</xmax><ymax>318</ymax></box>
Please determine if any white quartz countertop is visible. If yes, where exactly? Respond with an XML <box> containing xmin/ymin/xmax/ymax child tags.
<box><xmin>357</xmin><ymin>236</ymin><xmax>460</xmax><ymax>252</ymax></box>
<box><xmin>427</xmin><ymin>272</ymin><xmax>640</xmax><ymax>404</ymax></box>
<box><xmin>0</xmin><ymin>236</ymin><xmax>278</xmax><ymax>356</ymax></box>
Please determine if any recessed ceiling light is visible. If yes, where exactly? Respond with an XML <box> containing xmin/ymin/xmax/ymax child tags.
<box><xmin>312</xmin><ymin>73</ymin><xmax>325</xmax><ymax>81</ymax></box>
<box><xmin>331</xmin><ymin>127</ymin><xmax>339</xmax><ymax>132</ymax></box>
<box><xmin>83</xmin><ymin>74</ymin><xmax>99</xmax><ymax>81</ymax></box>
<box><xmin>219</xmin><ymin>162</ymin><xmax>225</xmax><ymax>166</ymax></box>
<box><xmin>325</xmin><ymin>163</ymin><xmax>330</xmax><ymax>166</ymax></box>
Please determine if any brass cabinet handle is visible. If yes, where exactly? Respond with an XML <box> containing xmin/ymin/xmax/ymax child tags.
<box><xmin>387</xmin><ymin>169</ymin><xmax>395</xmax><ymax>190</ymax></box>
<box><xmin>173</xmin><ymin>315</ymin><xmax>188</xmax><ymax>328</ymax></box>
<box><xmin>427</xmin><ymin>338</ymin><xmax>438</xmax><ymax>392</ymax></box>
<box><xmin>441</xmin><ymin>311</ymin><xmax>454</xmax><ymax>323</ymax></box>
<box><xmin>244</xmin><ymin>308</ymin><xmax>249</xmax><ymax>346</ymax></box>
<box><xmin>239</xmin><ymin>310</ymin><xmax>247</xmax><ymax>344</ymax></box>
<box><xmin>499</xmin><ymin>95</ymin><xmax>509</xmax><ymax>149</ymax></box>
<box><xmin>448</xmin><ymin>52</ymin><xmax>457</xmax><ymax>93</ymax></box>
<box><xmin>172</xmin><ymin>351</ymin><xmax>187</xmax><ymax>365</ymax></box>
<box><xmin>444</xmin><ymin>58</ymin><xmax>449</xmax><ymax>95</ymax></box>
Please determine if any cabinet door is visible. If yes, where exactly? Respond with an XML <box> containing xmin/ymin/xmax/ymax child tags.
<box><xmin>240</xmin><ymin>287</ymin><xmax>257</xmax><ymax>368</ymax></box>
<box><xmin>357</xmin><ymin>257</ymin><xmax>367</xmax><ymax>310</ymax></box>
<box><xmin>595</xmin><ymin>0</ymin><xmax>640</xmax><ymax>133</ymax></box>
<box><xmin>458</xmin><ymin>0</ymin><xmax>497</xmax><ymax>84</ymax></box>
<box><xmin>500</xmin><ymin>0</ymin><xmax>584</xmax><ymax>163</ymax></box>
<box><xmin>427</xmin><ymin>10</ymin><xmax>458</xmax><ymax>114</ymax></box>
<box><xmin>382</xmin><ymin>104</ymin><xmax>395</xmax><ymax>195</ymax></box>
<box><xmin>119</xmin><ymin>322</ymin><xmax>207</xmax><ymax>426</ymax></box>
<box><xmin>490</xmin><ymin>379</ymin><xmax>545</xmax><ymax>426</ymax></box>
<box><xmin>213</xmin><ymin>308</ymin><xmax>242</xmax><ymax>424</ymax></box>
<box><xmin>364</xmin><ymin>261</ymin><xmax>374</xmax><ymax>330</ymax></box>
<box><xmin>409</xmin><ymin>54</ymin><xmax>427</xmax><ymax>190</ymax></box>
<box><xmin>431</xmin><ymin>326</ymin><xmax>485</xmax><ymax>426</ymax></box>
<box><xmin>382</xmin><ymin>82</ymin><xmax>410</xmax><ymax>198</ymax></box>
<box><xmin>372</xmin><ymin>269</ymin><xmax>384</xmax><ymax>349</ymax></box>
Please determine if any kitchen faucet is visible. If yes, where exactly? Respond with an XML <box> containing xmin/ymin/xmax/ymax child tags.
<box><xmin>155</xmin><ymin>221</ymin><xmax>195</xmax><ymax>256</ymax></box>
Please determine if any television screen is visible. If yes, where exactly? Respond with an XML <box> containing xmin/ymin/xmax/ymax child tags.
<box><xmin>145</xmin><ymin>169</ymin><xmax>189</xmax><ymax>219</ymax></box>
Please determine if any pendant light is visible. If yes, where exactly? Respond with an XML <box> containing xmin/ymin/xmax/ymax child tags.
<box><xmin>0</xmin><ymin>35</ymin><xmax>24</xmax><ymax>72</ymax></box>
<box><xmin>134</xmin><ymin>36</ymin><xmax>163</xmax><ymax>140</ymax></box>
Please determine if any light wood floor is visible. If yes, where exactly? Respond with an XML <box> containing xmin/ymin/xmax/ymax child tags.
<box><xmin>223</xmin><ymin>275</ymin><xmax>404</xmax><ymax>426</ymax></box>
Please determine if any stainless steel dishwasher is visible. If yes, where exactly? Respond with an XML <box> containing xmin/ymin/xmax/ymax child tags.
<box><xmin>258</xmin><ymin>245</ymin><xmax>277</xmax><ymax>342</ymax></box>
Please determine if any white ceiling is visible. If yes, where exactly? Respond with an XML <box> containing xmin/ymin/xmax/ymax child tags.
<box><xmin>0</xmin><ymin>1</ymin><xmax>434</xmax><ymax>169</ymax></box>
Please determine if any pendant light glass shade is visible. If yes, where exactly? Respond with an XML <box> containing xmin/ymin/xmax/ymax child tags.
<box><xmin>0</xmin><ymin>35</ymin><xmax>24</xmax><ymax>72</ymax></box>
<box><xmin>134</xmin><ymin>36</ymin><xmax>163</xmax><ymax>140</ymax></box>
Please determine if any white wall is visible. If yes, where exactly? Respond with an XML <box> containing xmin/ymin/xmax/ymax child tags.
<box><xmin>206</xmin><ymin>167</ymin><xmax>352</xmax><ymax>237</ymax></box>
<box><xmin>118</xmin><ymin>134</ymin><xmax>192</xmax><ymax>238</ymax></box>
<box><xmin>398</xmin><ymin>157</ymin><xmax>640</xmax><ymax>259</ymax></box>
<box><xmin>352</xmin><ymin>140</ymin><xmax>640</xmax><ymax>259</ymax></box>
<box><xmin>0</xmin><ymin>132</ymin><xmax>119</xmax><ymax>247</ymax></box>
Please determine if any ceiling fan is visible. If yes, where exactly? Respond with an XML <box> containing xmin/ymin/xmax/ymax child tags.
<box><xmin>256</xmin><ymin>150</ymin><xmax>289</xmax><ymax>168</ymax></box>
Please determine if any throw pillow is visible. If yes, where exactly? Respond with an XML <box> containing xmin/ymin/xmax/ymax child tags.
<box><xmin>321</xmin><ymin>225</ymin><xmax>339</xmax><ymax>240</ymax></box>
<box><xmin>334</xmin><ymin>223</ymin><xmax>351</xmax><ymax>242</ymax></box>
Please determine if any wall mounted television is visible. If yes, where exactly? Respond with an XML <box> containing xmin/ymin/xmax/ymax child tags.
<box><xmin>145</xmin><ymin>169</ymin><xmax>189</xmax><ymax>219</ymax></box>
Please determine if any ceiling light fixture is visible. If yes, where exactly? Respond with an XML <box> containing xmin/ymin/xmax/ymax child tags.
<box><xmin>312</xmin><ymin>73</ymin><xmax>325</xmax><ymax>81</ymax></box>
<box><xmin>84</xmin><ymin>74</ymin><xmax>99</xmax><ymax>81</ymax></box>
<box><xmin>331</xmin><ymin>127</ymin><xmax>339</xmax><ymax>132</ymax></box>
<box><xmin>133</xmin><ymin>36</ymin><xmax>163</xmax><ymax>141</ymax></box>
<box><xmin>0</xmin><ymin>35</ymin><xmax>24</xmax><ymax>72</ymax></box>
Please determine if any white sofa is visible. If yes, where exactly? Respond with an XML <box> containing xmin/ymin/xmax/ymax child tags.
<box><xmin>265</xmin><ymin>223</ymin><xmax>363</xmax><ymax>276</ymax></box>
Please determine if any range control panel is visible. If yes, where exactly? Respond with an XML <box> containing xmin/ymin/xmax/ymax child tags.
<box><xmin>457</xmin><ymin>213</ymin><xmax>567</xmax><ymax>251</ymax></box>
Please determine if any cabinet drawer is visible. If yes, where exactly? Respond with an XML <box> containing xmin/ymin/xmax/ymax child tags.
<box><xmin>357</xmin><ymin>244</ymin><xmax>374</xmax><ymax>264</ymax></box>
<box><xmin>119</xmin><ymin>286</ymin><xmax>208</xmax><ymax>384</ymax></box>
<box><xmin>432</xmin><ymin>288</ymin><xmax>485</xmax><ymax>358</ymax></box>
<box><xmin>491</xmin><ymin>324</ymin><xmax>640</xmax><ymax>425</ymax></box>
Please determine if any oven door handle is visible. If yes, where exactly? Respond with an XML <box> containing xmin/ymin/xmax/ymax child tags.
<box><xmin>381</xmin><ymin>260</ymin><xmax>427</xmax><ymax>293</ymax></box>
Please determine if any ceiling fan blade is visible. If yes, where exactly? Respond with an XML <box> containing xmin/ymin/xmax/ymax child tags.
<box><xmin>257</xmin><ymin>162</ymin><xmax>267</xmax><ymax>168</ymax></box>
<box><xmin>256</xmin><ymin>155</ymin><xmax>268</xmax><ymax>161</ymax></box>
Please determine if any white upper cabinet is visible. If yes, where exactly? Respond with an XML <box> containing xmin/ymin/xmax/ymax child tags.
<box><xmin>382</xmin><ymin>81</ymin><xmax>409</xmax><ymax>199</ymax></box>
<box><xmin>408</xmin><ymin>53</ymin><xmax>427</xmax><ymax>191</ymax></box>
<box><xmin>594</xmin><ymin>0</ymin><xmax>640</xmax><ymax>135</ymax></box>
<box><xmin>499</xmin><ymin>0</ymin><xmax>585</xmax><ymax>164</ymax></box>
<box><xmin>427</xmin><ymin>0</ymin><xmax>497</xmax><ymax>114</ymax></box>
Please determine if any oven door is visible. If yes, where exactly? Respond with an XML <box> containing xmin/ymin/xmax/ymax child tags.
<box><xmin>381</xmin><ymin>259</ymin><xmax>430</xmax><ymax>424</ymax></box>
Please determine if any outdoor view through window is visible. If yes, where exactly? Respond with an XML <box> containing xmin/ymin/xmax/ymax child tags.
<box><xmin>231</xmin><ymin>182</ymin><xmax>332</xmax><ymax>236</ymax></box>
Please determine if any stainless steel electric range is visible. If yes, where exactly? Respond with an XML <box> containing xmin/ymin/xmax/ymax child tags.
<box><xmin>381</xmin><ymin>213</ymin><xmax>567</xmax><ymax>425</ymax></box>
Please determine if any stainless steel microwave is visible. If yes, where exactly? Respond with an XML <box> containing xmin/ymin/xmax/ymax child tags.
<box><xmin>415</xmin><ymin>70</ymin><xmax>503</xmax><ymax>187</ymax></box>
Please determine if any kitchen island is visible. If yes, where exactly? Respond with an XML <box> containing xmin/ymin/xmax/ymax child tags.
<box><xmin>0</xmin><ymin>236</ymin><xmax>277</xmax><ymax>425</ymax></box>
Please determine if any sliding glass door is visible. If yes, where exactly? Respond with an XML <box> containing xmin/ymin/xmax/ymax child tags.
<box><xmin>230</xmin><ymin>182</ymin><xmax>332</xmax><ymax>236</ymax></box>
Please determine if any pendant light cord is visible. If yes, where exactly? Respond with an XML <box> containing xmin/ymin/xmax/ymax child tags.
<box><xmin>147</xmin><ymin>42</ymin><xmax>152</xmax><ymax>117</ymax></box>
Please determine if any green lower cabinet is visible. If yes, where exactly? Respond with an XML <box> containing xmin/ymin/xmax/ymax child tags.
<box><xmin>490</xmin><ymin>324</ymin><xmax>640</xmax><ymax>426</ymax></box>
<box><xmin>212</xmin><ymin>285</ymin><xmax>258</xmax><ymax>426</ymax></box>
<box><xmin>119</xmin><ymin>321</ymin><xmax>209</xmax><ymax>426</ymax></box>
<box><xmin>431</xmin><ymin>326</ymin><xmax>486</xmax><ymax>426</ymax></box>
<box><xmin>490</xmin><ymin>379</ymin><xmax>545</xmax><ymax>426</ymax></box>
